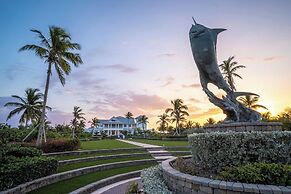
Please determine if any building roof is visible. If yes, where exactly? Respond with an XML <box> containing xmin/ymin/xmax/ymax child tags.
<box><xmin>97</xmin><ymin>116</ymin><xmax>137</xmax><ymax>125</ymax></box>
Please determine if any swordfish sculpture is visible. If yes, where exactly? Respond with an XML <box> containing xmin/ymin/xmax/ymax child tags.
<box><xmin>189</xmin><ymin>18</ymin><xmax>261</xmax><ymax>122</ymax></box>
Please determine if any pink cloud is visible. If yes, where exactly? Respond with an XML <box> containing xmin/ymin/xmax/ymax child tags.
<box><xmin>156</xmin><ymin>53</ymin><xmax>176</xmax><ymax>58</ymax></box>
<box><xmin>182</xmin><ymin>83</ymin><xmax>200</xmax><ymax>88</ymax></box>
<box><xmin>161</xmin><ymin>76</ymin><xmax>175</xmax><ymax>87</ymax></box>
<box><xmin>190</xmin><ymin>108</ymin><xmax>221</xmax><ymax>119</ymax></box>
<box><xmin>95</xmin><ymin>64</ymin><xmax>138</xmax><ymax>73</ymax></box>
<box><xmin>263</xmin><ymin>56</ymin><xmax>282</xmax><ymax>62</ymax></box>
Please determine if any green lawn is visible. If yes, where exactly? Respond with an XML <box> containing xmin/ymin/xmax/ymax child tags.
<box><xmin>58</xmin><ymin>156</ymin><xmax>152</xmax><ymax>172</ymax></box>
<box><xmin>80</xmin><ymin>139</ymin><xmax>138</xmax><ymax>150</ymax></box>
<box><xmin>55</xmin><ymin>150</ymin><xmax>147</xmax><ymax>161</ymax></box>
<box><xmin>29</xmin><ymin>164</ymin><xmax>153</xmax><ymax>194</ymax></box>
<box><xmin>128</xmin><ymin>139</ymin><xmax>189</xmax><ymax>147</ymax></box>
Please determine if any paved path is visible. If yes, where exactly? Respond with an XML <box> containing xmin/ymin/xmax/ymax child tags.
<box><xmin>117</xmin><ymin>139</ymin><xmax>174</xmax><ymax>160</ymax></box>
<box><xmin>91</xmin><ymin>177</ymin><xmax>142</xmax><ymax>194</ymax></box>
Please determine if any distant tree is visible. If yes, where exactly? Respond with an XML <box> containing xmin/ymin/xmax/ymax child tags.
<box><xmin>20</xmin><ymin>26</ymin><xmax>83</xmax><ymax>146</ymax></box>
<box><xmin>156</xmin><ymin>113</ymin><xmax>170</xmax><ymax>133</ymax></box>
<box><xmin>219</xmin><ymin>56</ymin><xmax>245</xmax><ymax>91</ymax></box>
<box><xmin>71</xmin><ymin>106</ymin><xmax>86</xmax><ymax>138</ymax></box>
<box><xmin>276</xmin><ymin>108</ymin><xmax>291</xmax><ymax>131</ymax></box>
<box><xmin>238</xmin><ymin>95</ymin><xmax>268</xmax><ymax>110</ymax></box>
<box><xmin>194</xmin><ymin>122</ymin><xmax>201</xmax><ymax>128</ymax></box>
<box><xmin>88</xmin><ymin>117</ymin><xmax>99</xmax><ymax>128</ymax></box>
<box><xmin>137</xmin><ymin>115</ymin><xmax>148</xmax><ymax>132</ymax></box>
<box><xmin>205</xmin><ymin>118</ymin><xmax>216</xmax><ymax>125</ymax></box>
<box><xmin>261</xmin><ymin>112</ymin><xmax>273</xmax><ymax>122</ymax></box>
<box><xmin>125</xmin><ymin>112</ymin><xmax>134</xmax><ymax>130</ymax></box>
<box><xmin>166</xmin><ymin>99</ymin><xmax>189</xmax><ymax>135</ymax></box>
<box><xmin>5</xmin><ymin>88</ymin><xmax>51</xmax><ymax>126</ymax></box>
<box><xmin>184</xmin><ymin>120</ymin><xmax>195</xmax><ymax>129</ymax></box>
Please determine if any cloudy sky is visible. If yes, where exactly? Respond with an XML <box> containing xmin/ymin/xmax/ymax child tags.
<box><xmin>0</xmin><ymin>0</ymin><xmax>291</xmax><ymax>128</ymax></box>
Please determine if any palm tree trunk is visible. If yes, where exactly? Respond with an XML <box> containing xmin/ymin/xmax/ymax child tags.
<box><xmin>36</xmin><ymin>63</ymin><xmax>52</xmax><ymax>146</ymax></box>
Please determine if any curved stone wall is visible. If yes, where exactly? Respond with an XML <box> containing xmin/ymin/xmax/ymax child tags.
<box><xmin>161</xmin><ymin>157</ymin><xmax>291</xmax><ymax>194</ymax></box>
<box><xmin>2</xmin><ymin>159</ymin><xmax>158</xmax><ymax>194</ymax></box>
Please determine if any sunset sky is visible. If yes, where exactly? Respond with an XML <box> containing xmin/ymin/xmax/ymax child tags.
<box><xmin>0</xmin><ymin>0</ymin><xmax>290</xmax><ymax>128</ymax></box>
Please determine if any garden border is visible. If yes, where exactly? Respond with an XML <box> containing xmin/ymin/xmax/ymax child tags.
<box><xmin>43</xmin><ymin>146</ymin><xmax>190</xmax><ymax>157</ymax></box>
<box><xmin>1</xmin><ymin>159</ymin><xmax>159</xmax><ymax>194</ymax></box>
<box><xmin>68</xmin><ymin>170</ymin><xmax>141</xmax><ymax>194</ymax></box>
<box><xmin>161</xmin><ymin>157</ymin><xmax>291</xmax><ymax>194</ymax></box>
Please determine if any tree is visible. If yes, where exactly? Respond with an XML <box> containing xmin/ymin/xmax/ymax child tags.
<box><xmin>238</xmin><ymin>95</ymin><xmax>268</xmax><ymax>110</ymax></box>
<box><xmin>219</xmin><ymin>56</ymin><xmax>245</xmax><ymax>91</ymax></box>
<box><xmin>88</xmin><ymin>117</ymin><xmax>99</xmax><ymax>128</ymax></box>
<box><xmin>5</xmin><ymin>88</ymin><xmax>51</xmax><ymax>126</ymax></box>
<box><xmin>137</xmin><ymin>115</ymin><xmax>148</xmax><ymax>133</ymax></box>
<box><xmin>125</xmin><ymin>112</ymin><xmax>134</xmax><ymax>131</ymax></box>
<box><xmin>166</xmin><ymin>99</ymin><xmax>189</xmax><ymax>135</ymax></box>
<box><xmin>276</xmin><ymin>108</ymin><xmax>291</xmax><ymax>131</ymax></box>
<box><xmin>184</xmin><ymin>120</ymin><xmax>195</xmax><ymax>129</ymax></box>
<box><xmin>262</xmin><ymin>112</ymin><xmax>273</xmax><ymax>122</ymax></box>
<box><xmin>156</xmin><ymin>113</ymin><xmax>170</xmax><ymax>133</ymax></box>
<box><xmin>205</xmin><ymin>118</ymin><xmax>216</xmax><ymax>125</ymax></box>
<box><xmin>20</xmin><ymin>26</ymin><xmax>83</xmax><ymax>146</ymax></box>
<box><xmin>71</xmin><ymin>106</ymin><xmax>86</xmax><ymax>138</ymax></box>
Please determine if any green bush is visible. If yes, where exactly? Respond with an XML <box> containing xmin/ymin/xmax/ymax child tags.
<box><xmin>188</xmin><ymin>131</ymin><xmax>291</xmax><ymax>173</ymax></box>
<box><xmin>41</xmin><ymin>139</ymin><xmax>80</xmax><ymax>153</ymax></box>
<box><xmin>0</xmin><ymin>156</ymin><xmax>58</xmax><ymax>190</ymax></box>
<box><xmin>218</xmin><ymin>162</ymin><xmax>291</xmax><ymax>186</ymax></box>
<box><xmin>125</xmin><ymin>181</ymin><xmax>139</xmax><ymax>194</ymax></box>
<box><xmin>1</xmin><ymin>145</ymin><xmax>41</xmax><ymax>158</ymax></box>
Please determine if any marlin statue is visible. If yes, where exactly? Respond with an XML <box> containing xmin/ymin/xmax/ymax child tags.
<box><xmin>189</xmin><ymin>18</ymin><xmax>261</xmax><ymax>122</ymax></box>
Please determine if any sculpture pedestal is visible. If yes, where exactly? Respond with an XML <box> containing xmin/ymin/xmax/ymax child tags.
<box><xmin>203</xmin><ymin>122</ymin><xmax>282</xmax><ymax>132</ymax></box>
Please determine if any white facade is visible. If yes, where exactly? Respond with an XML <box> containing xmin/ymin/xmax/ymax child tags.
<box><xmin>86</xmin><ymin>115</ymin><xmax>147</xmax><ymax>136</ymax></box>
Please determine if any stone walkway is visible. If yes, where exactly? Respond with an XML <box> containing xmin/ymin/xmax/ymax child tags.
<box><xmin>117</xmin><ymin>139</ymin><xmax>174</xmax><ymax>160</ymax></box>
<box><xmin>91</xmin><ymin>177</ymin><xmax>142</xmax><ymax>194</ymax></box>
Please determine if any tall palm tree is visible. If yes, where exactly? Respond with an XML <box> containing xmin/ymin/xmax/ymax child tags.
<box><xmin>137</xmin><ymin>115</ymin><xmax>148</xmax><ymax>131</ymax></box>
<box><xmin>88</xmin><ymin>117</ymin><xmax>99</xmax><ymax>128</ymax></box>
<box><xmin>156</xmin><ymin>113</ymin><xmax>170</xmax><ymax>133</ymax></box>
<box><xmin>19</xmin><ymin>26</ymin><xmax>83</xmax><ymax>146</ymax></box>
<box><xmin>125</xmin><ymin>112</ymin><xmax>133</xmax><ymax>131</ymax></box>
<box><xmin>238</xmin><ymin>95</ymin><xmax>268</xmax><ymax>110</ymax></box>
<box><xmin>71</xmin><ymin>106</ymin><xmax>86</xmax><ymax>138</ymax></box>
<box><xmin>166</xmin><ymin>99</ymin><xmax>189</xmax><ymax>135</ymax></box>
<box><xmin>219</xmin><ymin>56</ymin><xmax>245</xmax><ymax>91</ymax></box>
<box><xmin>5</xmin><ymin>88</ymin><xmax>51</xmax><ymax>126</ymax></box>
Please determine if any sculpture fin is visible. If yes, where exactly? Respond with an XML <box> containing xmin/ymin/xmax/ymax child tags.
<box><xmin>212</xmin><ymin>28</ymin><xmax>226</xmax><ymax>36</ymax></box>
<box><xmin>233</xmin><ymin>92</ymin><xmax>260</xmax><ymax>98</ymax></box>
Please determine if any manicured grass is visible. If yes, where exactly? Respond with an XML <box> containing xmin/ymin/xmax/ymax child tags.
<box><xmin>129</xmin><ymin>139</ymin><xmax>189</xmax><ymax>147</ymax></box>
<box><xmin>55</xmin><ymin>150</ymin><xmax>147</xmax><ymax>161</ymax></box>
<box><xmin>58</xmin><ymin>156</ymin><xmax>152</xmax><ymax>172</ymax></box>
<box><xmin>29</xmin><ymin>164</ymin><xmax>153</xmax><ymax>194</ymax></box>
<box><xmin>80</xmin><ymin>139</ymin><xmax>138</xmax><ymax>150</ymax></box>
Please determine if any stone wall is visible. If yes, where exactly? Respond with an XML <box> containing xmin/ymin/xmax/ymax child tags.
<box><xmin>161</xmin><ymin>157</ymin><xmax>291</xmax><ymax>194</ymax></box>
<box><xmin>2</xmin><ymin>159</ymin><xmax>158</xmax><ymax>194</ymax></box>
<box><xmin>203</xmin><ymin>122</ymin><xmax>282</xmax><ymax>132</ymax></box>
<box><xmin>69</xmin><ymin>170</ymin><xmax>141</xmax><ymax>194</ymax></box>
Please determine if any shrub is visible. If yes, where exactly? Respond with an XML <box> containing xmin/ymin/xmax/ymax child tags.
<box><xmin>188</xmin><ymin>131</ymin><xmax>291</xmax><ymax>173</ymax></box>
<box><xmin>0</xmin><ymin>156</ymin><xmax>58</xmax><ymax>190</ymax></box>
<box><xmin>125</xmin><ymin>181</ymin><xmax>139</xmax><ymax>194</ymax></box>
<box><xmin>172</xmin><ymin>157</ymin><xmax>196</xmax><ymax>175</ymax></box>
<box><xmin>218</xmin><ymin>162</ymin><xmax>291</xmax><ymax>186</ymax></box>
<box><xmin>141</xmin><ymin>165</ymin><xmax>172</xmax><ymax>194</ymax></box>
<box><xmin>2</xmin><ymin>145</ymin><xmax>41</xmax><ymax>158</ymax></box>
<box><xmin>41</xmin><ymin>139</ymin><xmax>80</xmax><ymax>153</ymax></box>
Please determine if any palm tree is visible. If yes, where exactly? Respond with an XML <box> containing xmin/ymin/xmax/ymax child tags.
<box><xmin>166</xmin><ymin>99</ymin><xmax>189</xmax><ymax>135</ymax></box>
<box><xmin>184</xmin><ymin>120</ymin><xmax>195</xmax><ymax>129</ymax></box>
<box><xmin>88</xmin><ymin>117</ymin><xmax>99</xmax><ymax>128</ymax></box>
<box><xmin>262</xmin><ymin>112</ymin><xmax>272</xmax><ymax>122</ymax></box>
<box><xmin>125</xmin><ymin>112</ymin><xmax>133</xmax><ymax>131</ymax></box>
<box><xmin>205</xmin><ymin>118</ymin><xmax>216</xmax><ymax>125</ymax></box>
<box><xmin>219</xmin><ymin>56</ymin><xmax>245</xmax><ymax>91</ymax></box>
<box><xmin>19</xmin><ymin>26</ymin><xmax>83</xmax><ymax>146</ymax></box>
<box><xmin>137</xmin><ymin>115</ymin><xmax>148</xmax><ymax>137</ymax></box>
<box><xmin>71</xmin><ymin>106</ymin><xmax>86</xmax><ymax>138</ymax></box>
<box><xmin>5</xmin><ymin>88</ymin><xmax>51</xmax><ymax>126</ymax></box>
<box><xmin>238</xmin><ymin>95</ymin><xmax>268</xmax><ymax>110</ymax></box>
<box><xmin>156</xmin><ymin>113</ymin><xmax>170</xmax><ymax>133</ymax></box>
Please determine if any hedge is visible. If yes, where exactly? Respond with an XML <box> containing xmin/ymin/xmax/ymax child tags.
<box><xmin>41</xmin><ymin>138</ymin><xmax>80</xmax><ymax>153</ymax></box>
<box><xmin>188</xmin><ymin>131</ymin><xmax>291</xmax><ymax>173</ymax></box>
<box><xmin>0</xmin><ymin>156</ymin><xmax>58</xmax><ymax>191</ymax></box>
<box><xmin>141</xmin><ymin>165</ymin><xmax>172</xmax><ymax>194</ymax></box>
<box><xmin>218</xmin><ymin>162</ymin><xmax>291</xmax><ymax>186</ymax></box>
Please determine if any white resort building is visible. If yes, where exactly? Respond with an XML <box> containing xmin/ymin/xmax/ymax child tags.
<box><xmin>86</xmin><ymin>115</ymin><xmax>147</xmax><ymax>136</ymax></box>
